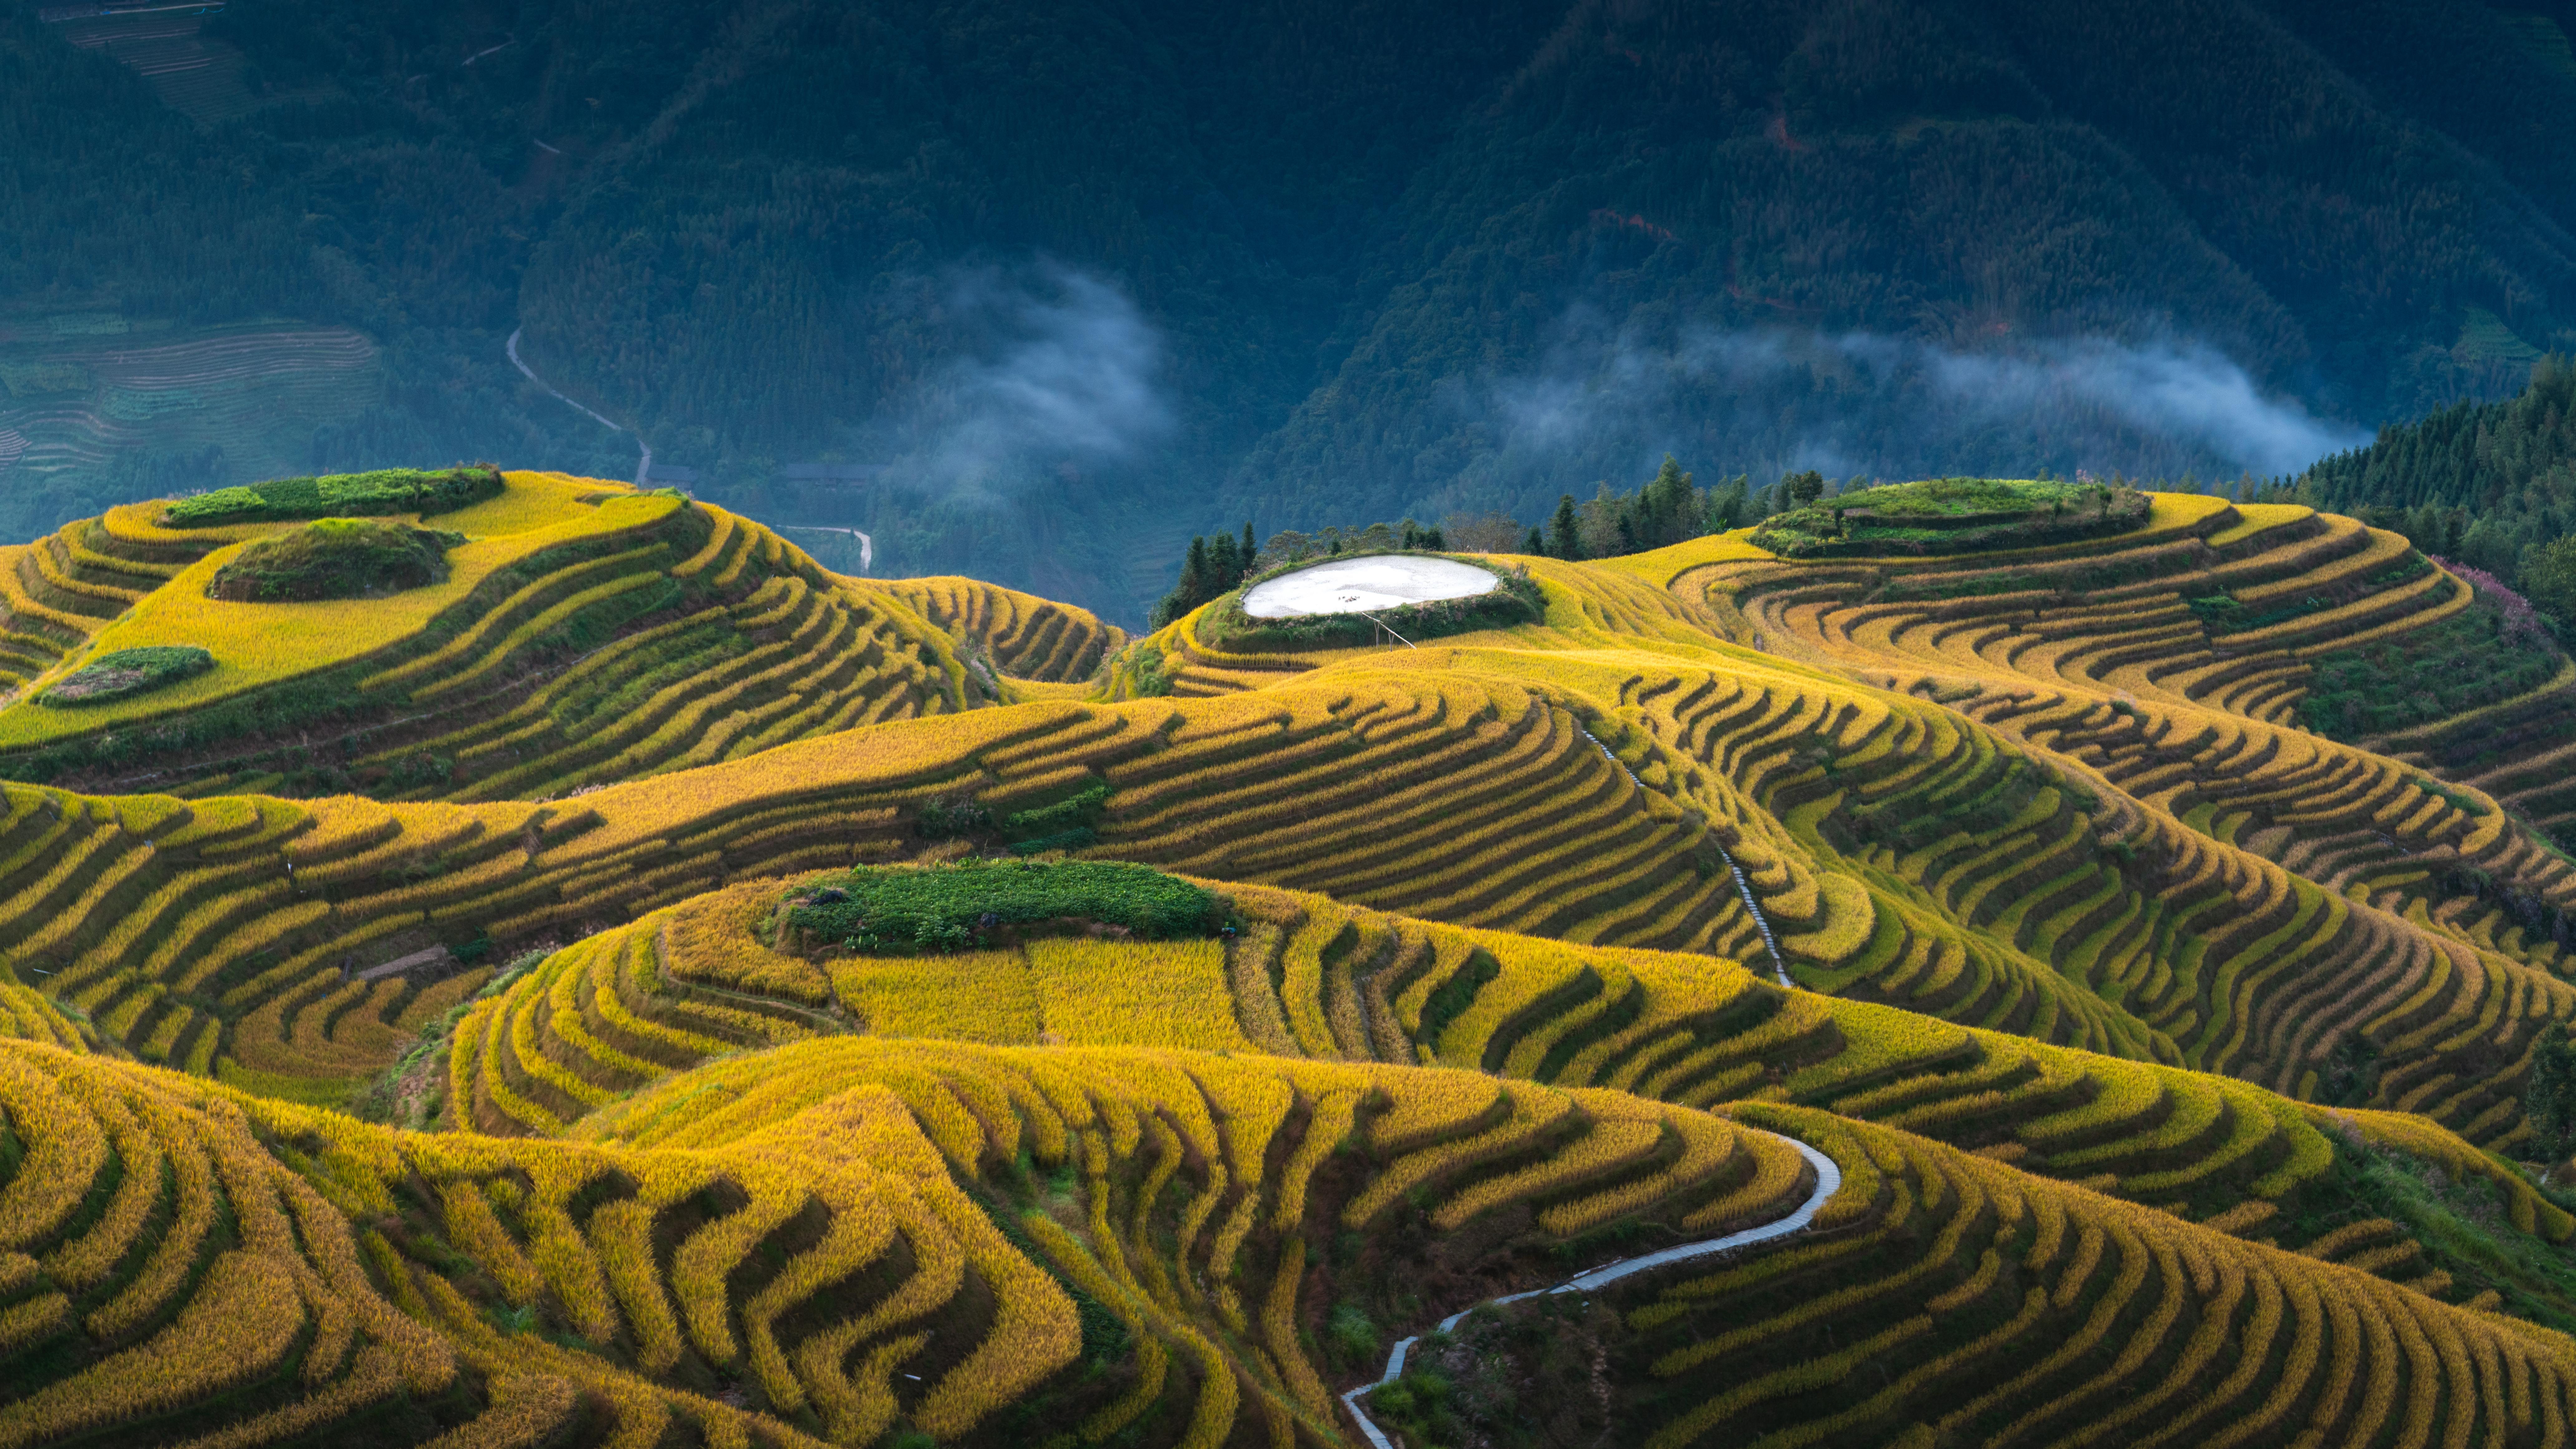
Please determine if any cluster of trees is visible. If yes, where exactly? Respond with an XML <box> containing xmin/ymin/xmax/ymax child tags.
<box><xmin>1522</xmin><ymin>460</ymin><xmax>1834</xmax><ymax>561</ymax></box>
<box><xmin>1149</xmin><ymin>525</ymin><xmax>1259</xmax><ymax>629</ymax></box>
<box><xmin>2296</xmin><ymin>356</ymin><xmax>2576</xmax><ymax>635</ymax></box>
<box><xmin>2526</xmin><ymin>1026</ymin><xmax>2576</xmax><ymax>1159</ymax></box>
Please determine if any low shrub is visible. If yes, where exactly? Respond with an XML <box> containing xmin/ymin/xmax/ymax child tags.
<box><xmin>161</xmin><ymin>463</ymin><xmax>503</xmax><ymax>527</ymax></box>
<box><xmin>779</xmin><ymin>859</ymin><xmax>1226</xmax><ymax>954</ymax></box>
<box><xmin>207</xmin><ymin>519</ymin><xmax>463</xmax><ymax>602</ymax></box>
<box><xmin>999</xmin><ymin>782</ymin><xmax>1111</xmax><ymax>855</ymax></box>
<box><xmin>38</xmin><ymin>645</ymin><xmax>213</xmax><ymax>707</ymax></box>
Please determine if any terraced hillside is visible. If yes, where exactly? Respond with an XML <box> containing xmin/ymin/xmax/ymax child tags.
<box><xmin>6</xmin><ymin>474</ymin><xmax>2576</xmax><ymax>1446</ymax></box>
<box><xmin>451</xmin><ymin>868</ymin><xmax>2576</xmax><ymax>1325</ymax></box>
<box><xmin>0</xmin><ymin>471</ymin><xmax>985</xmax><ymax>800</ymax></box>
<box><xmin>0</xmin><ymin>318</ymin><xmax>382</xmax><ymax>497</ymax></box>
<box><xmin>881</xmin><ymin>576</ymin><xmax>1126</xmax><ymax>689</ymax></box>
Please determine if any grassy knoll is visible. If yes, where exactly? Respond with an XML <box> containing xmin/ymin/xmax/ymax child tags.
<box><xmin>1752</xmin><ymin>476</ymin><xmax>2151</xmax><ymax>558</ymax></box>
<box><xmin>0</xmin><ymin>475</ymin><xmax>684</xmax><ymax>747</ymax></box>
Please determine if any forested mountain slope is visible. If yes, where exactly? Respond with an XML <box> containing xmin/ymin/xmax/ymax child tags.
<box><xmin>2301</xmin><ymin>353</ymin><xmax>2576</xmax><ymax>576</ymax></box>
<box><xmin>8</xmin><ymin>0</ymin><xmax>2576</xmax><ymax>618</ymax></box>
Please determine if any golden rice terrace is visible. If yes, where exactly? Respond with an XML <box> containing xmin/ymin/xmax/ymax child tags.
<box><xmin>4</xmin><ymin>471</ymin><xmax>2576</xmax><ymax>1447</ymax></box>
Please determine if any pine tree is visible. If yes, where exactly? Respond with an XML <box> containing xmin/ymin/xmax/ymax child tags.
<box><xmin>1709</xmin><ymin>475</ymin><xmax>1749</xmax><ymax>531</ymax></box>
<box><xmin>1549</xmin><ymin>494</ymin><xmax>1583</xmax><ymax>559</ymax></box>
<box><xmin>1523</xmin><ymin>525</ymin><xmax>1546</xmax><ymax>555</ymax></box>
<box><xmin>1149</xmin><ymin>535</ymin><xmax>1213</xmax><ymax>628</ymax></box>
<box><xmin>1240</xmin><ymin>521</ymin><xmax>1256</xmax><ymax>577</ymax></box>
<box><xmin>1640</xmin><ymin>454</ymin><xmax>1694</xmax><ymax>546</ymax></box>
<box><xmin>2524</xmin><ymin>535</ymin><xmax>2576</xmax><ymax>634</ymax></box>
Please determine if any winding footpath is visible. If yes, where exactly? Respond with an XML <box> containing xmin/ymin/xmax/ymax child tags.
<box><xmin>505</xmin><ymin>330</ymin><xmax>878</xmax><ymax>572</ymax></box>
<box><xmin>1338</xmin><ymin>732</ymin><xmax>1839</xmax><ymax>1443</ymax></box>
<box><xmin>775</xmin><ymin>523</ymin><xmax>874</xmax><ymax>575</ymax></box>
<box><xmin>1581</xmin><ymin>727</ymin><xmax>1793</xmax><ymax>987</ymax></box>
<box><xmin>507</xmin><ymin>328</ymin><xmax>652</xmax><ymax>485</ymax></box>
<box><xmin>1339</xmin><ymin>1133</ymin><xmax>1844</xmax><ymax>1448</ymax></box>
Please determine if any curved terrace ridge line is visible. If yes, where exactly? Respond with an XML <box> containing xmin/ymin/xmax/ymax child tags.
<box><xmin>1339</xmin><ymin>1132</ymin><xmax>1844</xmax><ymax>1449</ymax></box>
<box><xmin>507</xmin><ymin>327</ymin><xmax>653</xmax><ymax>485</ymax></box>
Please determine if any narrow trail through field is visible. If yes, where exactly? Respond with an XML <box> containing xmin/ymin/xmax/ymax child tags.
<box><xmin>1583</xmin><ymin>727</ymin><xmax>1792</xmax><ymax>985</ymax></box>
<box><xmin>1340</xmin><ymin>1132</ymin><xmax>1844</xmax><ymax>1448</ymax></box>
<box><xmin>507</xmin><ymin>328</ymin><xmax>651</xmax><ymax>484</ymax></box>
<box><xmin>776</xmin><ymin>523</ymin><xmax>873</xmax><ymax>574</ymax></box>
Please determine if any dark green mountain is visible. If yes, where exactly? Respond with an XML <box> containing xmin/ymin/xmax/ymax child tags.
<box><xmin>7</xmin><ymin>0</ymin><xmax>2576</xmax><ymax>620</ymax></box>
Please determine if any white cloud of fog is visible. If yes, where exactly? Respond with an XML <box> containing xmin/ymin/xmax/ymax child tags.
<box><xmin>905</xmin><ymin>262</ymin><xmax>1172</xmax><ymax>486</ymax></box>
<box><xmin>1485</xmin><ymin>320</ymin><xmax>2369</xmax><ymax>486</ymax></box>
<box><xmin>1889</xmin><ymin>334</ymin><xmax>2365</xmax><ymax>478</ymax></box>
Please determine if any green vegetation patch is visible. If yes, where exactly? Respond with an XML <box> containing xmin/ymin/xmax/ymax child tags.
<box><xmin>2284</xmin><ymin>1117</ymin><xmax>2576</xmax><ymax>1337</ymax></box>
<box><xmin>915</xmin><ymin>781</ymin><xmax>1115</xmax><ymax>854</ymax></box>
<box><xmin>2192</xmin><ymin>555</ymin><xmax>2434</xmax><ymax>636</ymax></box>
<box><xmin>207</xmin><ymin>518</ymin><xmax>462</xmax><ymax>602</ymax></box>
<box><xmin>39</xmin><ymin>646</ymin><xmax>212</xmax><ymax>707</ymax></box>
<box><xmin>1752</xmin><ymin>477</ymin><xmax>2150</xmax><ymax>559</ymax></box>
<box><xmin>161</xmin><ymin>463</ymin><xmax>503</xmax><ymax>527</ymax></box>
<box><xmin>2295</xmin><ymin>571</ymin><xmax>2561</xmax><ymax>740</ymax></box>
<box><xmin>779</xmin><ymin>859</ymin><xmax>1225</xmax><ymax>955</ymax></box>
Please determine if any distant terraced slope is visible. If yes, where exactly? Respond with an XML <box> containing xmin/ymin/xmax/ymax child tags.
<box><xmin>881</xmin><ymin>575</ymin><xmax>1126</xmax><ymax>685</ymax></box>
<box><xmin>1680</xmin><ymin>496</ymin><xmax>2575</xmax><ymax>919</ymax></box>
<box><xmin>0</xmin><ymin>320</ymin><xmax>381</xmax><ymax>491</ymax></box>
<box><xmin>0</xmin><ymin>475</ymin><xmax>986</xmax><ymax>801</ymax></box>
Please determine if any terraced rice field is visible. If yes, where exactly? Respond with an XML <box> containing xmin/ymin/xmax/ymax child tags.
<box><xmin>451</xmin><ymin>875</ymin><xmax>2574</xmax><ymax>1316</ymax></box>
<box><xmin>0</xmin><ymin>476</ymin><xmax>986</xmax><ymax>798</ymax></box>
<box><xmin>881</xmin><ymin>575</ymin><xmax>1127</xmax><ymax>685</ymax></box>
<box><xmin>1</xmin><ymin>1017</ymin><xmax>2562</xmax><ymax>1446</ymax></box>
<box><xmin>2</xmin><ymin>477</ymin><xmax>2573</xmax><ymax>1445</ymax></box>
<box><xmin>0</xmin><ymin>319</ymin><xmax>382</xmax><ymax>491</ymax></box>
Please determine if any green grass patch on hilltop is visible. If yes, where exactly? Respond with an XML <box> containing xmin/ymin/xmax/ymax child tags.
<box><xmin>38</xmin><ymin>646</ymin><xmax>212</xmax><ymax>707</ymax></box>
<box><xmin>161</xmin><ymin>464</ymin><xmax>503</xmax><ymax>527</ymax></box>
<box><xmin>778</xmin><ymin>859</ymin><xmax>1225</xmax><ymax>955</ymax></box>
<box><xmin>1753</xmin><ymin>477</ymin><xmax>2150</xmax><ymax>559</ymax></box>
<box><xmin>207</xmin><ymin>518</ymin><xmax>462</xmax><ymax>602</ymax></box>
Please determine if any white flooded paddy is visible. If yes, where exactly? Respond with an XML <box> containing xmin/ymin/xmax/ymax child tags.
<box><xmin>1240</xmin><ymin>555</ymin><xmax>1499</xmax><ymax>618</ymax></box>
